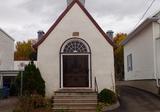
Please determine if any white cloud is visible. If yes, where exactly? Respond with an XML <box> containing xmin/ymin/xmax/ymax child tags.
<box><xmin>0</xmin><ymin>0</ymin><xmax>160</xmax><ymax>41</ymax></box>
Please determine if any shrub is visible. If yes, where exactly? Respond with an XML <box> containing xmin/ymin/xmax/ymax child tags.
<box><xmin>13</xmin><ymin>95</ymin><xmax>52</xmax><ymax>112</ymax></box>
<box><xmin>98</xmin><ymin>89</ymin><xmax>117</xmax><ymax>104</ymax></box>
<box><xmin>15</xmin><ymin>61</ymin><xmax>45</xmax><ymax>96</ymax></box>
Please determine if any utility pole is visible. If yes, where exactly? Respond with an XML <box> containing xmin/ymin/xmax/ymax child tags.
<box><xmin>18</xmin><ymin>63</ymin><xmax>25</xmax><ymax>96</ymax></box>
<box><xmin>20</xmin><ymin>70</ymin><xmax>23</xmax><ymax>96</ymax></box>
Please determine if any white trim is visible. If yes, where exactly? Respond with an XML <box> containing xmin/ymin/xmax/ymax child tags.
<box><xmin>60</xmin><ymin>55</ymin><xmax>63</xmax><ymax>88</ymax></box>
<box><xmin>153</xmin><ymin>23</ymin><xmax>160</xmax><ymax>87</ymax></box>
<box><xmin>154</xmin><ymin>38</ymin><xmax>160</xmax><ymax>87</ymax></box>
<box><xmin>88</xmin><ymin>54</ymin><xmax>91</xmax><ymax>88</ymax></box>
<box><xmin>60</xmin><ymin>38</ymin><xmax>92</xmax><ymax>89</ymax></box>
<box><xmin>60</xmin><ymin>54</ymin><xmax>91</xmax><ymax>89</ymax></box>
<box><xmin>60</xmin><ymin>38</ymin><xmax>90</xmax><ymax>53</ymax></box>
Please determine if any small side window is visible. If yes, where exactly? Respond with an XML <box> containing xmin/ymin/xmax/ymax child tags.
<box><xmin>127</xmin><ymin>54</ymin><xmax>133</xmax><ymax>72</ymax></box>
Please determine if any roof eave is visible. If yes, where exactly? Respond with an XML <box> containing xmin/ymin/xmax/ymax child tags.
<box><xmin>122</xmin><ymin>17</ymin><xmax>158</xmax><ymax>45</ymax></box>
<box><xmin>33</xmin><ymin>1</ymin><xmax>76</xmax><ymax>49</ymax></box>
<box><xmin>0</xmin><ymin>28</ymin><xmax>15</xmax><ymax>41</ymax></box>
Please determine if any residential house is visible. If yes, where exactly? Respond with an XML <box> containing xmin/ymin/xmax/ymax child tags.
<box><xmin>122</xmin><ymin>11</ymin><xmax>160</xmax><ymax>81</ymax></box>
<box><xmin>0</xmin><ymin>28</ymin><xmax>14</xmax><ymax>70</ymax></box>
<box><xmin>0</xmin><ymin>28</ymin><xmax>16</xmax><ymax>89</ymax></box>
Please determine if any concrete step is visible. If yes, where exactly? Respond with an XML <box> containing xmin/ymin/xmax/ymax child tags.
<box><xmin>54</xmin><ymin>95</ymin><xmax>97</xmax><ymax>99</ymax></box>
<box><xmin>53</xmin><ymin>103</ymin><xmax>97</xmax><ymax>108</ymax></box>
<box><xmin>56</xmin><ymin>89</ymin><xmax>95</xmax><ymax>93</ymax></box>
<box><xmin>53</xmin><ymin>107</ymin><xmax>97</xmax><ymax>112</ymax></box>
<box><xmin>54</xmin><ymin>99</ymin><xmax>97</xmax><ymax>103</ymax></box>
<box><xmin>53</xmin><ymin>89</ymin><xmax>98</xmax><ymax>112</ymax></box>
<box><xmin>54</xmin><ymin>92</ymin><xmax>97</xmax><ymax>96</ymax></box>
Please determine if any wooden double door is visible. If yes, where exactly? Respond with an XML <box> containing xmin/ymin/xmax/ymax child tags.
<box><xmin>63</xmin><ymin>55</ymin><xmax>89</xmax><ymax>87</ymax></box>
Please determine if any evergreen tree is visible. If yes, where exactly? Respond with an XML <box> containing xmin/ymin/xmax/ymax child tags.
<box><xmin>15</xmin><ymin>61</ymin><xmax>45</xmax><ymax>96</ymax></box>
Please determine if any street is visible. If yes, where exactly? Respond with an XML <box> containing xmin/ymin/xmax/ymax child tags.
<box><xmin>108</xmin><ymin>86</ymin><xmax>160</xmax><ymax>112</ymax></box>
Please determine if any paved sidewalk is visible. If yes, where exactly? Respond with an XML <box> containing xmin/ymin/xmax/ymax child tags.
<box><xmin>0</xmin><ymin>97</ymin><xmax>18</xmax><ymax>112</ymax></box>
<box><xmin>108</xmin><ymin>86</ymin><xmax>160</xmax><ymax>112</ymax></box>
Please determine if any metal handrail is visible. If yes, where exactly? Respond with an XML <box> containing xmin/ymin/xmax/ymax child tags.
<box><xmin>94</xmin><ymin>77</ymin><xmax>98</xmax><ymax>92</ymax></box>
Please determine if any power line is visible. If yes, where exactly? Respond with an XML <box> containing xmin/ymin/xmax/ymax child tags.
<box><xmin>134</xmin><ymin>0</ymin><xmax>156</xmax><ymax>28</ymax></box>
<box><xmin>139</xmin><ymin>0</ymin><xmax>151</xmax><ymax>12</ymax></box>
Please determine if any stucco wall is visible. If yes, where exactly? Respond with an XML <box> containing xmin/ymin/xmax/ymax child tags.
<box><xmin>0</xmin><ymin>30</ymin><xmax>14</xmax><ymax>70</ymax></box>
<box><xmin>124</xmin><ymin>24</ymin><xmax>155</xmax><ymax>80</ymax></box>
<box><xmin>37</xmin><ymin>4</ymin><xmax>115</xmax><ymax>97</ymax></box>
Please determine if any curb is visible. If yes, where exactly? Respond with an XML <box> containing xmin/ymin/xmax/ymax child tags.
<box><xmin>103</xmin><ymin>101</ymin><xmax>120</xmax><ymax>112</ymax></box>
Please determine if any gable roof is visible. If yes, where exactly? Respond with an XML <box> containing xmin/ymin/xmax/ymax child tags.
<box><xmin>33</xmin><ymin>0</ymin><xmax>114</xmax><ymax>48</ymax></box>
<box><xmin>0</xmin><ymin>28</ymin><xmax>15</xmax><ymax>41</ymax></box>
<box><xmin>122</xmin><ymin>11</ymin><xmax>160</xmax><ymax>45</ymax></box>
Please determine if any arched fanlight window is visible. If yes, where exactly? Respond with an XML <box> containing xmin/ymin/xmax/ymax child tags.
<box><xmin>63</xmin><ymin>41</ymin><xmax>87</xmax><ymax>53</ymax></box>
<box><xmin>61</xmin><ymin>38</ymin><xmax>90</xmax><ymax>53</ymax></box>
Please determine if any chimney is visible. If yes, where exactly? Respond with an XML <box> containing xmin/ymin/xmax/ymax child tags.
<box><xmin>67</xmin><ymin>0</ymin><xmax>85</xmax><ymax>6</ymax></box>
<box><xmin>106</xmin><ymin>30</ymin><xmax>114</xmax><ymax>40</ymax></box>
<box><xmin>37</xmin><ymin>30</ymin><xmax>45</xmax><ymax>41</ymax></box>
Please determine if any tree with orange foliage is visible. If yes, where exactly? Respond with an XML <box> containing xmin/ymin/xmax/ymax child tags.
<box><xmin>114</xmin><ymin>33</ymin><xmax>127</xmax><ymax>81</ymax></box>
<box><xmin>14</xmin><ymin>40</ymin><xmax>37</xmax><ymax>60</ymax></box>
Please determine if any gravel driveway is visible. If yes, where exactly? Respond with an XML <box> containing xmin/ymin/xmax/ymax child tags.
<box><xmin>108</xmin><ymin>86</ymin><xmax>160</xmax><ymax>112</ymax></box>
<box><xmin>0</xmin><ymin>97</ymin><xmax>18</xmax><ymax>112</ymax></box>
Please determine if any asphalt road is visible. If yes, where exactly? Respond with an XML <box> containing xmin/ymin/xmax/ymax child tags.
<box><xmin>108</xmin><ymin>86</ymin><xmax>160</xmax><ymax>112</ymax></box>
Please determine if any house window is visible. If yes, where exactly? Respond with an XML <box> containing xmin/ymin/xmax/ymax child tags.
<box><xmin>127</xmin><ymin>54</ymin><xmax>133</xmax><ymax>72</ymax></box>
<box><xmin>63</xmin><ymin>41</ymin><xmax>88</xmax><ymax>53</ymax></box>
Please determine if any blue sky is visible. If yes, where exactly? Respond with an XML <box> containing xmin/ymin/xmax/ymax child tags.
<box><xmin>0</xmin><ymin>0</ymin><xmax>160</xmax><ymax>42</ymax></box>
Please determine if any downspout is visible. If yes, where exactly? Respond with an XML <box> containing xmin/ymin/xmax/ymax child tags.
<box><xmin>153</xmin><ymin>20</ymin><xmax>160</xmax><ymax>89</ymax></box>
<box><xmin>154</xmin><ymin>38</ymin><xmax>160</xmax><ymax>87</ymax></box>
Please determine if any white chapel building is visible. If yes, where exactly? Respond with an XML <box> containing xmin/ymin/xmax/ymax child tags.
<box><xmin>34</xmin><ymin>0</ymin><xmax>115</xmax><ymax>98</ymax></box>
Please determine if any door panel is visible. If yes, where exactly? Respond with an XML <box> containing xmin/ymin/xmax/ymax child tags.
<box><xmin>63</xmin><ymin>55</ymin><xmax>89</xmax><ymax>87</ymax></box>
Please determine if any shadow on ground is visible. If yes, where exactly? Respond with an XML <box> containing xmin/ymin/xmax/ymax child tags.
<box><xmin>107</xmin><ymin>86</ymin><xmax>160</xmax><ymax>112</ymax></box>
<box><xmin>0</xmin><ymin>97</ymin><xmax>18</xmax><ymax>112</ymax></box>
